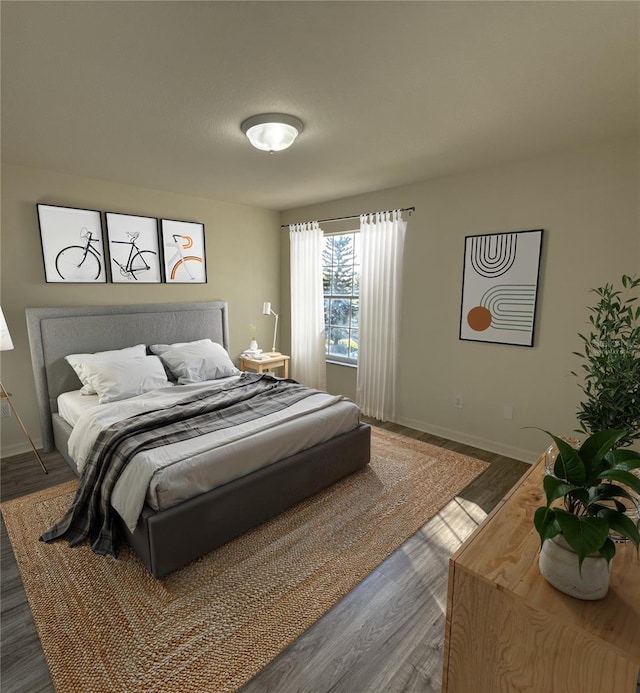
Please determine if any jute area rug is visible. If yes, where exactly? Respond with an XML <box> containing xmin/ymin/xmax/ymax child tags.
<box><xmin>2</xmin><ymin>428</ymin><xmax>488</xmax><ymax>693</ymax></box>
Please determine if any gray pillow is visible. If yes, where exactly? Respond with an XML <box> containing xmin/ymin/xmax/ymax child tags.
<box><xmin>149</xmin><ymin>339</ymin><xmax>239</xmax><ymax>384</ymax></box>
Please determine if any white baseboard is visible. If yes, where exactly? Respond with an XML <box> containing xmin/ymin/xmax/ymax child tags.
<box><xmin>394</xmin><ymin>416</ymin><xmax>536</xmax><ymax>463</ymax></box>
<box><xmin>1</xmin><ymin>438</ymin><xmax>43</xmax><ymax>460</ymax></box>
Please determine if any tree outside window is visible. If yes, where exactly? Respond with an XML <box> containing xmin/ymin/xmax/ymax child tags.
<box><xmin>323</xmin><ymin>232</ymin><xmax>359</xmax><ymax>363</ymax></box>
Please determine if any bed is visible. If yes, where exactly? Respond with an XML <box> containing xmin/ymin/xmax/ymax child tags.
<box><xmin>26</xmin><ymin>302</ymin><xmax>371</xmax><ymax>578</ymax></box>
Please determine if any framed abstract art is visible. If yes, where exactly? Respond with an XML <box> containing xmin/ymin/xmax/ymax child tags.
<box><xmin>459</xmin><ymin>229</ymin><xmax>544</xmax><ymax>347</ymax></box>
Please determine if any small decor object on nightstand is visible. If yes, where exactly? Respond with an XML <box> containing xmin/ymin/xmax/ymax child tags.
<box><xmin>262</xmin><ymin>301</ymin><xmax>281</xmax><ymax>356</ymax></box>
<box><xmin>246</xmin><ymin>323</ymin><xmax>260</xmax><ymax>353</ymax></box>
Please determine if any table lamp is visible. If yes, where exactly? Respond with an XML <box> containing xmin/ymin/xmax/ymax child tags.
<box><xmin>262</xmin><ymin>302</ymin><xmax>281</xmax><ymax>356</ymax></box>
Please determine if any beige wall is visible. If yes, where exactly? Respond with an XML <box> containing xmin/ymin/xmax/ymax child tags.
<box><xmin>281</xmin><ymin>138</ymin><xmax>640</xmax><ymax>461</ymax></box>
<box><xmin>0</xmin><ymin>164</ymin><xmax>280</xmax><ymax>455</ymax></box>
<box><xmin>3</xmin><ymin>139</ymin><xmax>638</xmax><ymax>461</ymax></box>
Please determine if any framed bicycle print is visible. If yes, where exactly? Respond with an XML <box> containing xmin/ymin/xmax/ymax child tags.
<box><xmin>37</xmin><ymin>204</ymin><xmax>107</xmax><ymax>283</ymax></box>
<box><xmin>160</xmin><ymin>219</ymin><xmax>207</xmax><ymax>283</ymax></box>
<box><xmin>459</xmin><ymin>228</ymin><xmax>544</xmax><ymax>347</ymax></box>
<box><xmin>106</xmin><ymin>212</ymin><xmax>162</xmax><ymax>283</ymax></box>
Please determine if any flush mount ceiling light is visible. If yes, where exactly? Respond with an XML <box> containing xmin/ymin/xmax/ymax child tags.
<box><xmin>240</xmin><ymin>113</ymin><xmax>303</xmax><ymax>152</ymax></box>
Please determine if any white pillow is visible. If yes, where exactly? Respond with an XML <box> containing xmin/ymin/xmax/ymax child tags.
<box><xmin>149</xmin><ymin>339</ymin><xmax>239</xmax><ymax>384</ymax></box>
<box><xmin>81</xmin><ymin>356</ymin><xmax>171</xmax><ymax>404</ymax></box>
<box><xmin>66</xmin><ymin>344</ymin><xmax>147</xmax><ymax>395</ymax></box>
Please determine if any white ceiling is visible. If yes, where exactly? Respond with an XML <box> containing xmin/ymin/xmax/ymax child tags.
<box><xmin>2</xmin><ymin>1</ymin><xmax>638</xmax><ymax>211</ymax></box>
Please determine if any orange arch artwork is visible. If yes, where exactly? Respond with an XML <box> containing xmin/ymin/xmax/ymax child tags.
<box><xmin>459</xmin><ymin>230</ymin><xmax>543</xmax><ymax>347</ymax></box>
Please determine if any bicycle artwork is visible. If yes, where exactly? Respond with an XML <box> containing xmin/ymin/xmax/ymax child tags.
<box><xmin>37</xmin><ymin>204</ymin><xmax>106</xmax><ymax>283</ymax></box>
<box><xmin>55</xmin><ymin>227</ymin><xmax>104</xmax><ymax>281</ymax></box>
<box><xmin>106</xmin><ymin>212</ymin><xmax>161</xmax><ymax>283</ymax></box>
<box><xmin>161</xmin><ymin>219</ymin><xmax>207</xmax><ymax>283</ymax></box>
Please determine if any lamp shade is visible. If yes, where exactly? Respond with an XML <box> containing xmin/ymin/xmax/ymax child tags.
<box><xmin>241</xmin><ymin>114</ymin><xmax>303</xmax><ymax>152</ymax></box>
<box><xmin>0</xmin><ymin>308</ymin><xmax>14</xmax><ymax>351</ymax></box>
<box><xmin>263</xmin><ymin>302</ymin><xmax>272</xmax><ymax>315</ymax></box>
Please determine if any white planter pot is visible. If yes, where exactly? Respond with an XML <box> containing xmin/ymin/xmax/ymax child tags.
<box><xmin>539</xmin><ymin>535</ymin><xmax>610</xmax><ymax>600</ymax></box>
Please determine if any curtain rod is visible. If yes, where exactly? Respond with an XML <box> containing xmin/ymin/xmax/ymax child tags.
<box><xmin>281</xmin><ymin>206</ymin><xmax>415</xmax><ymax>229</ymax></box>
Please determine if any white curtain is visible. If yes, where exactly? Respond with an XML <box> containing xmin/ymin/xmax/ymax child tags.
<box><xmin>289</xmin><ymin>222</ymin><xmax>326</xmax><ymax>389</ymax></box>
<box><xmin>356</xmin><ymin>210</ymin><xmax>406</xmax><ymax>421</ymax></box>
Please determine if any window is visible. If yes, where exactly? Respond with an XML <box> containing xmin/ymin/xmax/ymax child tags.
<box><xmin>323</xmin><ymin>232</ymin><xmax>360</xmax><ymax>363</ymax></box>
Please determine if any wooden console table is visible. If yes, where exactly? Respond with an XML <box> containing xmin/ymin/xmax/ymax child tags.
<box><xmin>442</xmin><ymin>454</ymin><xmax>640</xmax><ymax>693</ymax></box>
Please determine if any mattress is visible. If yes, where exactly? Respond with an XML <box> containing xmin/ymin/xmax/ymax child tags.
<box><xmin>60</xmin><ymin>378</ymin><xmax>361</xmax><ymax>532</ymax></box>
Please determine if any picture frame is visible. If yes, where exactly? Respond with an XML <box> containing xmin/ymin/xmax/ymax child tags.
<box><xmin>459</xmin><ymin>229</ymin><xmax>544</xmax><ymax>347</ymax></box>
<box><xmin>106</xmin><ymin>212</ymin><xmax>162</xmax><ymax>283</ymax></box>
<box><xmin>160</xmin><ymin>219</ymin><xmax>207</xmax><ymax>283</ymax></box>
<box><xmin>36</xmin><ymin>204</ymin><xmax>106</xmax><ymax>283</ymax></box>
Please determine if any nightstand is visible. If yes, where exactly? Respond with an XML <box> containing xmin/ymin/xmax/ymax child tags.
<box><xmin>239</xmin><ymin>354</ymin><xmax>290</xmax><ymax>379</ymax></box>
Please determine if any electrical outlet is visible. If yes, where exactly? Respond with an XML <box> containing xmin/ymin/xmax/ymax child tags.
<box><xmin>453</xmin><ymin>395</ymin><xmax>463</xmax><ymax>409</ymax></box>
<box><xmin>0</xmin><ymin>401</ymin><xmax>11</xmax><ymax>418</ymax></box>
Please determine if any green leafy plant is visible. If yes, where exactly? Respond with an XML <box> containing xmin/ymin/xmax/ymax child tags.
<box><xmin>572</xmin><ymin>274</ymin><xmax>640</xmax><ymax>448</ymax></box>
<box><xmin>534</xmin><ymin>429</ymin><xmax>640</xmax><ymax>571</ymax></box>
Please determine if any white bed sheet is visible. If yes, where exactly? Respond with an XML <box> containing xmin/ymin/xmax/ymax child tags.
<box><xmin>62</xmin><ymin>378</ymin><xmax>361</xmax><ymax>532</ymax></box>
<box><xmin>57</xmin><ymin>389</ymin><xmax>101</xmax><ymax>427</ymax></box>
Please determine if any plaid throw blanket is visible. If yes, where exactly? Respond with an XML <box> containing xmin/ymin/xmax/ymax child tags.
<box><xmin>41</xmin><ymin>373</ymin><xmax>318</xmax><ymax>557</ymax></box>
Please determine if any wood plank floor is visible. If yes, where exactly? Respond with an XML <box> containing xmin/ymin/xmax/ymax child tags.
<box><xmin>1</xmin><ymin>421</ymin><xmax>530</xmax><ymax>693</ymax></box>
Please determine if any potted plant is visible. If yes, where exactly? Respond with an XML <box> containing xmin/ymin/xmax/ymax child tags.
<box><xmin>572</xmin><ymin>274</ymin><xmax>640</xmax><ymax>448</ymax></box>
<box><xmin>534</xmin><ymin>429</ymin><xmax>640</xmax><ymax>600</ymax></box>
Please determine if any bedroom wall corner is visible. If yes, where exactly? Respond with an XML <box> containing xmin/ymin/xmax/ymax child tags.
<box><xmin>0</xmin><ymin>164</ymin><xmax>281</xmax><ymax>457</ymax></box>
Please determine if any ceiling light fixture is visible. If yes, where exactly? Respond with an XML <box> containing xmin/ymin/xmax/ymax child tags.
<box><xmin>241</xmin><ymin>113</ymin><xmax>303</xmax><ymax>153</ymax></box>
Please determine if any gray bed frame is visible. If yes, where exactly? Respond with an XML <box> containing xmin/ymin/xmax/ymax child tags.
<box><xmin>26</xmin><ymin>302</ymin><xmax>371</xmax><ymax>578</ymax></box>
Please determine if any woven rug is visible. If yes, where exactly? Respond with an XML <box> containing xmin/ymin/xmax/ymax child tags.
<box><xmin>2</xmin><ymin>428</ymin><xmax>488</xmax><ymax>693</ymax></box>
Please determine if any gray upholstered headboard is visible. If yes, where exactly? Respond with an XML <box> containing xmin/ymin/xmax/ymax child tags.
<box><xmin>26</xmin><ymin>301</ymin><xmax>230</xmax><ymax>452</ymax></box>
